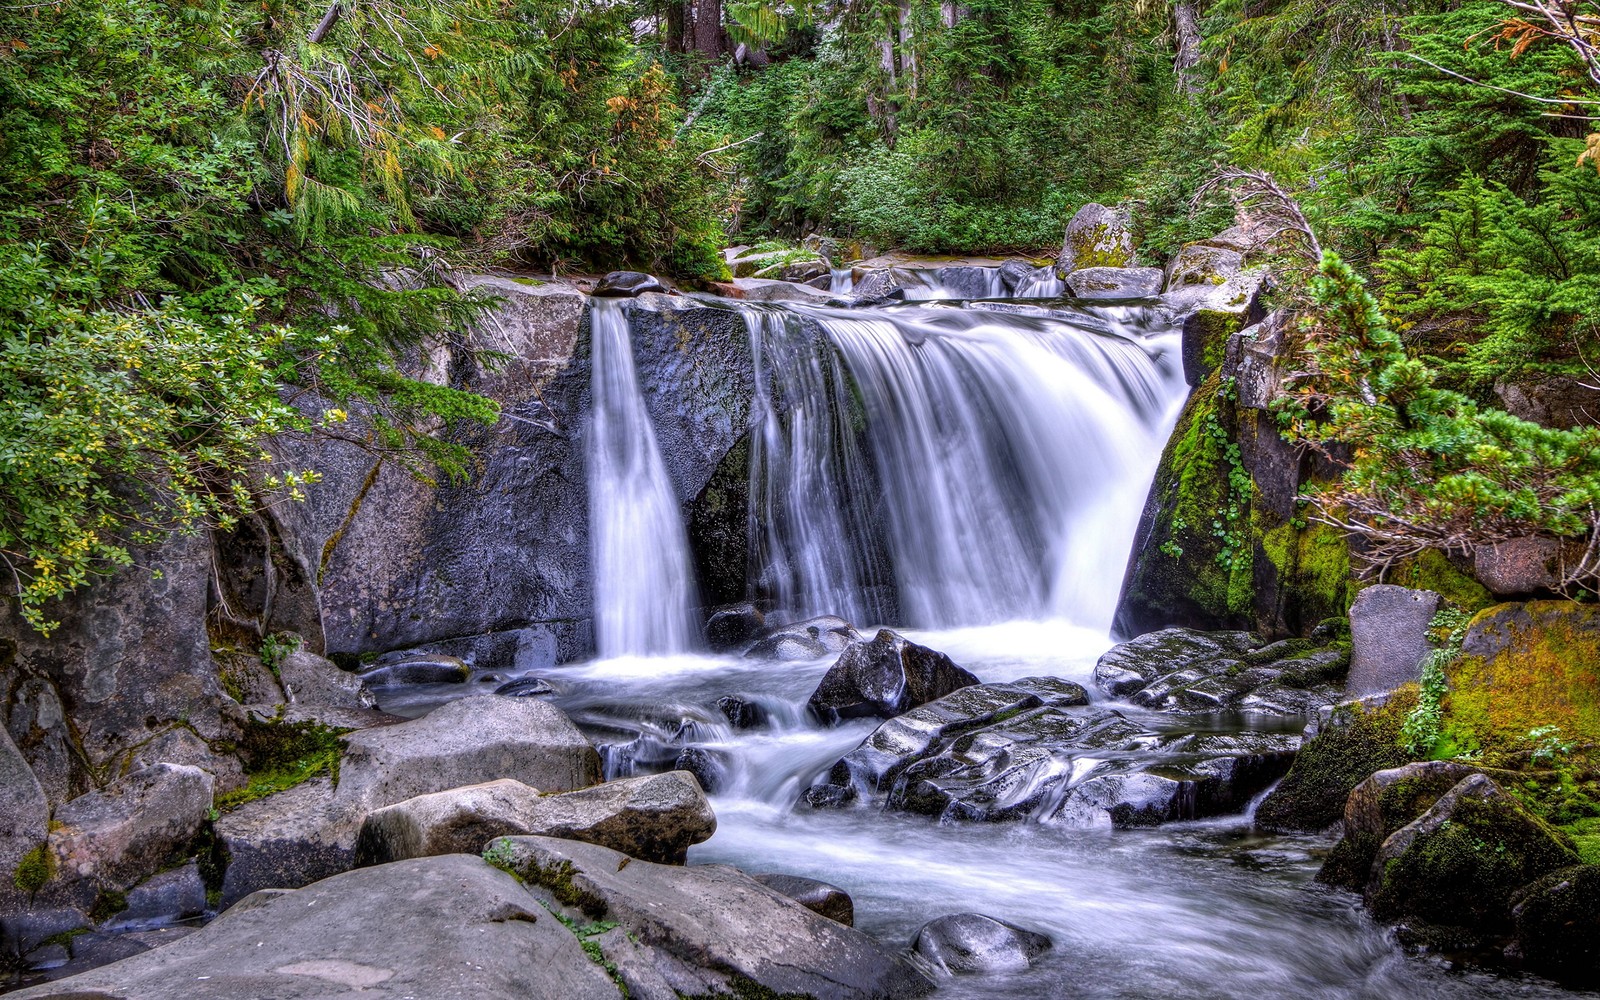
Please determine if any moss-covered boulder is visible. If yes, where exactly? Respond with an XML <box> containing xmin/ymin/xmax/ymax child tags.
<box><xmin>1511</xmin><ymin>864</ymin><xmax>1600</xmax><ymax>983</ymax></box>
<box><xmin>1368</xmin><ymin>773</ymin><xmax>1580</xmax><ymax>932</ymax></box>
<box><xmin>1319</xmin><ymin>760</ymin><xmax>1482</xmax><ymax>890</ymax></box>
<box><xmin>1254</xmin><ymin>691</ymin><xmax>1416</xmax><ymax>832</ymax></box>
<box><xmin>1056</xmin><ymin>203</ymin><xmax>1134</xmax><ymax>275</ymax></box>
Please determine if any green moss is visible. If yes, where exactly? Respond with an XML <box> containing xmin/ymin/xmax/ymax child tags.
<box><xmin>12</xmin><ymin>842</ymin><xmax>55</xmax><ymax>894</ymax></box>
<box><xmin>1068</xmin><ymin>221</ymin><xmax>1132</xmax><ymax>269</ymax></box>
<box><xmin>89</xmin><ymin>888</ymin><xmax>130</xmax><ymax>924</ymax></box>
<box><xmin>514</xmin><ymin>855</ymin><xmax>607</xmax><ymax>917</ymax></box>
<box><xmin>1390</xmin><ymin>549</ymin><xmax>1494</xmax><ymax>613</ymax></box>
<box><xmin>216</xmin><ymin>714</ymin><xmax>350</xmax><ymax>812</ymax></box>
<box><xmin>1256</xmin><ymin>690</ymin><xmax>1418</xmax><ymax>831</ymax></box>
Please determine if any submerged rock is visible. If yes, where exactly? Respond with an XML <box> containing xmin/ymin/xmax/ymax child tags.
<box><xmin>912</xmin><ymin>913</ymin><xmax>1052</xmax><ymax>974</ymax></box>
<box><xmin>716</xmin><ymin>694</ymin><xmax>770</xmax><ymax>729</ymax></box>
<box><xmin>745</xmin><ymin>615</ymin><xmax>862</xmax><ymax>660</ymax></box>
<box><xmin>752</xmin><ymin>873</ymin><xmax>855</xmax><ymax>926</ymax></box>
<box><xmin>493</xmin><ymin>676</ymin><xmax>554</xmax><ymax>698</ymax></box>
<box><xmin>807</xmin><ymin>629</ymin><xmax>980</xmax><ymax>723</ymax></box>
<box><xmin>490</xmin><ymin>836</ymin><xmax>935</xmax><ymax>999</ymax></box>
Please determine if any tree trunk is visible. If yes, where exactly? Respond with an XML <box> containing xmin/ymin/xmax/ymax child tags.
<box><xmin>1173</xmin><ymin>0</ymin><xmax>1202</xmax><ymax>95</ymax></box>
<box><xmin>691</xmin><ymin>0</ymin><xmax>724</xmax><ymax>57</ymax></box>
<box><xmin>666</xmin><ymin>1</ymin><xmax>686</xmax><ymax>54</ymax></box>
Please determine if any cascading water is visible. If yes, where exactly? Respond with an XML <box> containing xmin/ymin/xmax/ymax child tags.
<box><xmin>585</xmin><ymin>298</ymin><xmax>697</xmax><ymax>657</ymax></box>
<box><xmin>1014</xmin><ymin>269</ymin><xmax>1066</xmax><ymax>298</ymax></box>
<box><xmin>745</xmin><ymin>301</ymin><xmax>1184</xmax><ymax>629</ymax></box>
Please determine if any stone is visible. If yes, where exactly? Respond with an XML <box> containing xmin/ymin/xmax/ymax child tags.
<box><xmin>745</xmin><ymin>615</ymin><xmax>862</xmax><ymax>660</ymax></box>
<box><xmin>277</xmin><ymin>649</ymin><xmax>373</xmax><ymax>709</ymax></box>
<box><xmin>1511</xmin><ymin>864</ymin><xmax>1600</xmax><ymax>981</ymax></box>
<box><xmin>807</xmin><ymin>629</ymin><xmax>980</xmax><ymax>723</ymax></box>
<box><xmin>1165</xmin><ymin>243</ymin><xmax>1244</xmax><ymax>292</ymax></box>
<box><xmin>1</xmin><ymin>908</ymin><xmax>90</xmax><ymax>961</ymax></box>
<box><xmin>7</xmin><ymin>855</ymin><xmax>623</xmax><ymax>1000</ymax></box>
<box><xmin>1094</xmin><ymin>629</ymin><xmax>1347</xmax><ymax>715</ymax></box>
<box><xmin>934</xmin><ymin>266</ymin><xmax>1001</xmax><ymax>299</ymax></box>
<box><xmin>1493</xmin><ymin>372</ymin><xmax>1600</xmax><ymax>429</ymax></box>
<box><xmin>1471</xmin><ymin>535</ymin><xmax>1576</xmax><ymax>597</ymax></box>
<box><xmin>214</xmin><ymin>777</ymin><xmax>356</xmax><ymax>907</ymax></box>
<box><xmin>705</xmin><ymin>603</ymin><xmax>765</xmax><ymax>652</ymax></box>
<box><xmin>1066</xmin><ymin>266</ymin><xmax>1164</xmax><ymax>299</ymax></box>
<box><xmin>751</xmin><ymin>259</ymin><xmax>830</xmax><ymax>283</ymax></box>
<box><xmin>594</xmin><ymin>270</ymin><xmax>670</xmax><ymax>296</ymax></box>
<box><xmin>0</xmin><ymin>725</ymin><xmax>48</xmax><ymax>910</ymax></box>
<box><xmin>998</xmin><ymin>259</ymin><xmax>1037</xmax><ymax>294</ymax></box>
<box><xmin>356</xmin><ymin>654</ymin><xmax>470</xmax><ymax>686</ymax></box>
<box><xmin>727</xmin><ymin>277</ymin><xmax>849</xmax><ymax>305</ymax></box>
<box><xmin>716</xmin><ymin>694</ymin><xmax>769</xmax><ymax>729</ymax></box>
<box><xmin>355</xmin><ymin>779</ymin><xmax>545</xmax><ymax>866</ymax></box>
<box><xmin>1058</xmin><ymin>203</ymin><xmax>1134</xmax><ymax>274</ymax></box>
<box><xmin>491</xmin><ymin>836</ymin><xmax>934</xmax><ymax>999</ymax></box>
<box><xmin>337</xmin><ymin>696</ymin><xmax>600</xmax><ymax>814</ymax></box>
<box><xmin>1254</xmin><ymin>693</ymin><xmax>1414</xmax><ymax>833</ymax></box>
<box><xmin>1178</xmin><ymin>269</ymin><xmax>1269</xmax><ymax>386</ymax></box>
<box><xmin>673</xmin><ymin>746</ymin><xmax>730</xmax><ymax>795</ymax></box>
<box><xmin>1345</xmin><ymin>585</ymin><xmax>1440</xmax><ymax>698</ymax></box>
<box><xmin>1319</xmin><ymin>760</ymin><xmax>1483</xmax><ymax>891</ymax></box>
<box><xmin>1092</xmin><ymin>628</ymin><xmax>1262</xmax><ymax>697</ymax></box>
<box><xmin>751</xmin><ymin>873</ymin><xmax>854</xmax><ymax>926</ymax></box>
<box><xmin>493</xmin><ymin>677</ymin><xmax>554</xmax><ymax>698</ymax></box>
<box><xmin>911</xmin><ymin>913</ymin><xmax>1051</xmax><ymax>975</ymax></box>
<box><xmin>1368</xmin><ymin>774</ymin><xmax>1580</xmax><ymax>931</ymax></box>
<box><xmin>103</xmin><ymin>862</ymin><xmax>209</xmax><ymax>930</ymax></box>
<box><xmin>48</xmin><ymin>764</ymin><xmax>213</xmax><ymax>895</ymax></box>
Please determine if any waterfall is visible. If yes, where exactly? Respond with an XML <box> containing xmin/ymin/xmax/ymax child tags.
<box><xmin>745</xmin><ymin>301</ymin><xmax>1186</xmax><ymax>631</ymax></box>
<box><xmin>585</xmin><ymin>298</ymin><xmax>697</xmax><ymax>657</ymax></box>
<box><xmin>1014</xmin><ymin>269</ymin><xmax>1066</xmax><ymax>298</ymax></box>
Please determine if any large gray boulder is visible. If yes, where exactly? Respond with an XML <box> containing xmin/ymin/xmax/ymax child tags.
<box><xmin>911</xmin><ymin>913</ymin><xmax>1051</xmax><ymax>974</ymax></box>
<box><xmin>1067</xmin><ymin>266</ymin><xmax>1164</xmax><ymax>300</ymax></box>
<box><xmin>490</xmin><ymin>836</ymin><xmax>935</xmax><ymax>999</ymax></box>
<box><xmin>357</xmin><ymin>771</ymin><xmax>716</xmax><ymax>866</ymax></box>
<box><xmin>0</xmin><ymin>726</ymin><xmax>48</xmax><ymax>910</ymax></box>
<box><xmin>214</xmin><ymin>777</ymin><xmax>356</xmax><ymax>907</ymax></box>
<box><xmin>1345</xmin><ymin>585</ymin><xmax>1440</xmax><ymax>697</ymax></box>
<box><xmin>1058</xmin><ymin>203</ymin><xmax>1135</xmax><ymax>274</ymax></box>
<box><xmin>7</xmin><ymin>854</ymin><xmax>623</xmax><ymax>1000</ymax></box>
<box><xmin>47</xmin><ymin>764</ymin><xmax>213</xmax><ymax>900</ymax></box>
<box><xmin>278</xmin><ymin>648</ymin><xmax>373</xmax><ymax>709</ymax></box>
<box><xmin>807</xmin><ymin>629</ymin><xmax>980</xmax><ymax>723</ymax></box>
<box><xmin>337</xmin><ymin>695</ymin><xmax>600</xmax><ymax>813</ymax></box>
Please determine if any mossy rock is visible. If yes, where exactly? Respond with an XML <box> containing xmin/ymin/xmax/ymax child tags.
<box><xmin>1512</xmin><ymin>864</ymin><xmax>1600</xmax><ymax>983</ymax></box>
<box><xmin>1319</xmin><ymin>760</ymin><xmax>1485</xmax><ymax>890</ymax></box>
<box><xmin>1254</xmin><ymin>690</ymin><xmax>1417</xmax><ymax>832</ymax></box>
<box><xmin>1369</xmin><ymin>773</ymin><xmax>1580</xmax><ymax>932</ymax></box>
<box><xmin>1389</xmin><ymin>549</ymin><xmax>1494</xmax><ymax>613</ymax></box>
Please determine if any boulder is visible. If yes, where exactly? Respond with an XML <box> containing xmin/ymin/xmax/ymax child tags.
<box><xmin>214</xmin><ymin>777</ymin><xmax>357</xmax><ymax>907</ymax></box>
<box><xmin>1471</xmin><ymin>536</ymin><xmax>1577</xmax><ymax>597</ymax></box>
<box><xmin>1254</xmin><ymin>693</ymin><xmax>1415</xmax><ymax>833</ymax></box>
<box><xmin>278</xmin><ymin>649</ymin><xmax>373</xmax><ymax>709</ymax></box>
<box><xmin>489</xmin><ymin>836</ymin><xmax>934</xmax><ymax>999</ymax></box>
<box><xmin>807</xmin><ymin>629</ymin><xmax>980</xmax><ymax>723</ymax></box>
<box><xmin>355</xmin><ymin>779</ymin><xmax>545</xmax><ymax>866</ymax></box>
<box><xmin>728</xmin><ymin>277</ymin><xmax>847</xmax><ymax>305</ymax></box>
<box><xmin>745</xmin><ymin>615</ymin><xmax>862</xmax><ymax>661</ymax></box>
<box><xmin>998</xmin><ymin>259</ymin><xmax>1037</xmax><ymax>294</ymax></box>
<box><xmin>0</xmin><ymin>725</ymin><xmax>49</xmax><ymax>909</ymax></box>
<box><xmin>1318</xmin><ymin>760</ymin><xmax>1483</xmax><ymax>890</ymax></box>
<box><xmin>1058</xmin><ymin>203</ymin><xmax>1134</xmax><ymax>274</ymax></box>
<box><xmin>1067</xmin><ymin>266</ymin><xmax>1164</xmax><ymax>299</ymax></box>
<box><xmin>336</xmin><ymin>696</ymin><xmax>600</xmax><ymax>814</ymax></box>
<box><xmin>705</xmin><ymin>603</ymin><xmax>765</xmax><ymax>652</ymax></box>
<box><xmin>752</xmin><ymin>873</ymin><xmax>854</xmax><ymax>926</ymax></box>
<box><xmin>1345</xmin><ymin>585</ymin><xmax>1440</xmax><ymax>698</ymax></box>
<box><xmin>1368</xmin><ymin>774</ymin><xmax>1580</xmax><ymax>931</ymax></box>
<box><xmin>1177</xmin><ymin>269</ymin><xmax>1269</xmax><ymax>386</ymax></box>
<box><xmin>7</xmin><ymin>855</ymin><xmax>624</xmax><ymax>1000</ymax></box>
<box><xmin>1165</xmin><ymin>243</ymin><xmax>1244</xmax><ymax>292</ymax></box>
<box><xmin>101</xmin><ymin>862</ymin><xmax>209</xmax><ymax>930</ymax></box>
<box><xmin>47</xmin><ymin>764</ymin><xmax>213</xmax><ymax>897</ymax></box>
<box><xmin>594</xmin><ymin>270</ymin><xmax>670</xmax><ymax>296</ymax></box>
<box><xmin>934</xmin><ymin>266</ymin><xmax>1001</xmax><ymax>299</ymax></box>
<box><xmin>911</xmin><ymin>913</ymin><xmax>1051</xmax><ymax>974</ymax></box>
<box><xmin>1093</xmin><ymin>628</ymin><xmax>1347</xmax><ymax>715</ymax></box>
<box><xmin>673</xmin><ymin>746</ymin><xmax>730</xmax><ymax>795</ymax></box>
<box><xmin>751</xmin><ymin>259</ymin><xmax>830</xmax><ymax>283</ymax></box>
<box><xmin>716</xmin><ymin>695</ymin><xmax>769</xmax><ymax>729</ymax></box>
<box><xmin>357</xmin><ymin>654</ymin><xmax>470</xmax><ymax>686</ymax></box>
<box><xmin>1511</xmin><ymin>864</ymin><xmax>1600</xmax><ymax>982</ymax></box>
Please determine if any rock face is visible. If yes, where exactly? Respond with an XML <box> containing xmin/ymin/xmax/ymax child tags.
<box><xmin>1058</xmin><ymin>203</ymin><xmax>1134</xmax><ymax>274</ymax></box>
<box><xmin>47</xmin><ymin>764</ymin><xmax>214</xmax><ymax>903</ymax></box>
<box><xmin>0</xmin><ymin>726</ymin><xmax>48</xmax><ymax>911</ymax></box>
<box><xmin>1344</xmin><ymin>585</ymin><xmax>1440</xmax><ymax>698</ymax></box>
<box><xmin>8</xmin><ymin>855</ymin><xmax>624</xmax><ymax>1000</ymax></box>
<box><xmin>912</xmin><ymin>913</ymin><xmax>1051</xmax><ymax>974</ymax></box>
<box><xmin>1367</xmin><ymin>774</ymin><xmax>1579</xmax><ymax>932</ymax></box>
<box><xmin>1066</xmin><ymin>266</ymin><xmax>1165</xmax><ymax>299</ymax></box>
<box><xmin>1092</xmin><ymin>626</ymin><xmax>1348</xmax><ymax>714</ymax></box>
<box><xmin>492</xmin><ymin>835</ymin><xmax>934</xmax><ymax>999</ymax></box>
<box><xmin>357</xmin><ymin>771</ymin><xmax>715</xmax><ymax>866</ymax></box>
<box><xmin>752</xmin><ymin>873</ymin><xmax>854</xmax><ymax>926</ymax></box>
<box><xmin>807</xmin><ymin>629</ymin><xmax>980</xmax><ymax>722</ymax></box>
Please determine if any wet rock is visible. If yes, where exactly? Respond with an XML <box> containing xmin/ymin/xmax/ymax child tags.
<box><xmin>911</xmin><ymin>913</ymin><xmax>1051</xmax><ymax>974</ymax></box>
<box><xmin>1345</xmin><ymin>585</ymin><xmax>1439</xmax><ymax>698</ymax></box>
<box><xmin>752</xmin><ymin>873</ymin><xmax>854</xmax><ymax>926</ymax></box>
<box><xmin>1511</xmin><ymin>864</ymin><xmax>1600</xmax><ymax>982</ymax></box>
<box><xmin>491</xmin><ymin>836</ymin><xmax>934</xmax><ymax>999</ymax></box>
<box><xmin>1067</xmin><ymin>266</ymin><xmax>1164</xmax><ymax>299</ymax></box>
<box><xmin>355</xmin><ymin>779</ymin><xmax>546</xmax><ymax>866</ymax></box>
<box><xmin>337</xmin><ymin>695</ymin><xmax>600</xmax><ymax>813</ymax></box>
<box><xmin>935</xmin><ymin>266</ymin><xmax>999</xmax><ymax>299</ymax></box>
<box><xmin>1093</xmin><ymin>628</ymin><xmax>1347</xmax><ymax>715</ymax></box>
<box><xmin>998</xmin><ymin>259</ymin><xmax>1037</xmax><ymax>294</ymax></box>
<box><xmin>1093</xmin><ymin>628</ymin><xmax>1262</xmax><ymax>697</ymax></box>
<box><xmin>1319</xmin><ymin>761</ymin><xmax>1483</xmax><ymax>890</ymax></box>
<box><xmin>1368</xmin><ymin>774</ymin><xmax>1580</xmax><ymax>932</ymax></box>
<box><xmin>102</xmin><ymin>862</ymin><xmax>209</xmax><ymax>930</ymax></box>
<box><xmin>278</xmin><ymin>648</ymin><xmax>373</xmax><ymax>709</ymax></box>
<box><xmin>807</xmin><ymin>629</ymin><xmax>980</xmax><ymax>723</ymax></box>
<box><xmin>594</xmin><ymin>270</ymin><xmax>669</xmax><ymax>296</ymax></box>
<box><xmin>357</xmin><ymin>654</ymin><xmax>470</xmax><ymax>686</ymax></box>
<box><xmin>745</xmin><ymin>615</ymin><xmax>862</xmax><ymax>661</ymax></box>
<box><xmin>1254</xmin><ymin>693</ymin><xmax>1414</xmax><ymax>832</ymax></box>
<box><xmin>1058</xmin><ymin>203</ymin><xmax>1134</xmax><ymax>274</ymax></box>
<box><xmin>47</xmin><ymin>764</ymin><xmax>213</xmax><ymax>899</ymax></box>
<box><xmin>0</xmin><ymin>726</ymin><xmax>49</xmax><ymax>911</ymax></box>
<box><xmin>850</xmin><ymin>269</ymin><xmax>909</xmax><ymax>301</ymax></box>
<box><xmin>493</xmin><ymin>676</ymin><xmax>554</xmax><ymax>698</ymax></box>
<box><xmin>674</xmin><ymin>747</ymin><xmax>731</xmax><ymax>795</ymax></box>
<box><xmin>716</xmin><ymin>694</ymin><xmax>769</xmax><ymax>729</ymax></box>
<box><xmin>8</xmin><ymin>854</ymin><xmax>624</xmax><ymax>1000</ymax></box>
<box><xmin>706</xmin><ymin>603</ymin><xmax>765</xmax><ymax>652</ymax></box>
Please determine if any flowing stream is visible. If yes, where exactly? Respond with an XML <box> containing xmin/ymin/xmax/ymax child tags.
<box><xmin>457</xmin><ymin>286</ymin><xmax>1587</xmax><ymax>998</ymax></box>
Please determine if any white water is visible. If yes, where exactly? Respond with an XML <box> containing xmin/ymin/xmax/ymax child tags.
<box><xmin>746</xmin><ymin>301</ymin><xmax>1185</xmax><ymax>629</ymax></box>
<box><xmin>584</xmin><ymin>298</ymin><xmax>697</xmax><ymax>657</ymax></box>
